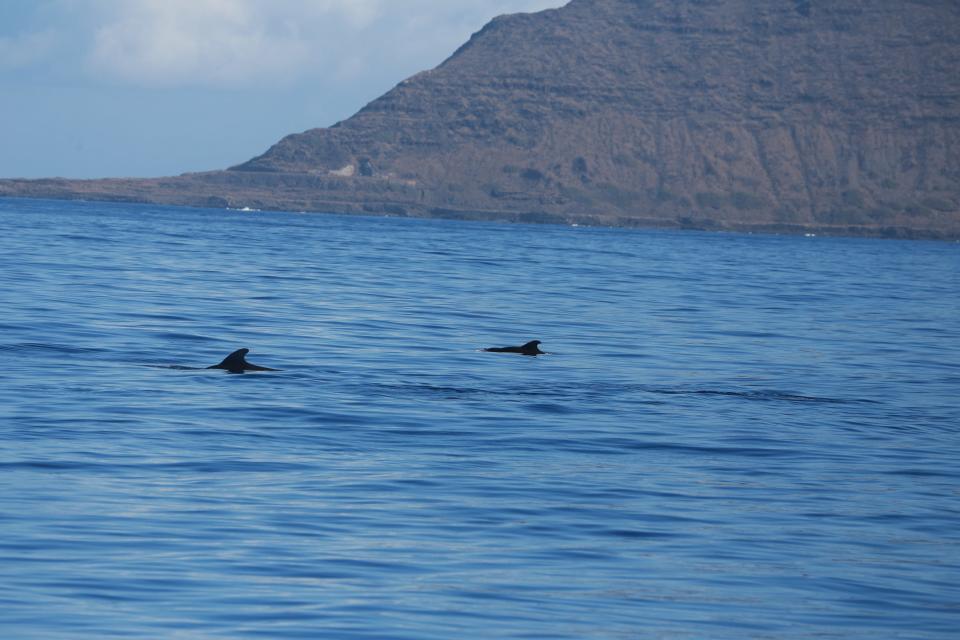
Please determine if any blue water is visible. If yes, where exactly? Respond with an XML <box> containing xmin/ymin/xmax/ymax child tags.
<box><xmin>1</xmin><ymin>197</ymin><xmax>958</xmax><ymax>639</ymax></box>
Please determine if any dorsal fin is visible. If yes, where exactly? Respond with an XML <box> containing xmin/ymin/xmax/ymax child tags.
<box><xmin>208</xmin><ymin>348</ymin><xmax>251</xmax><ymax>373</ymax></box>
<box><xmin>520</xmin><ymin>340</ymin><xmax>544</xmax><ymax>355</ymax></box>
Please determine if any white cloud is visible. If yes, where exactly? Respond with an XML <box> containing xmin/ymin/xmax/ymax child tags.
<box><xmin>84</xmin><ymin>0</ymin><xmax>564</xmax><ymax>88</ymax></box>
<box><xmin>88</xmin><ymin>0</ymin><xmax>318</xmax><ymax>87</ymax></box>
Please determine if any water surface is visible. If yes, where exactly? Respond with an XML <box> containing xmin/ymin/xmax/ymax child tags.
<box><xmin>1</xmin><ymin>198</ymin><xmax>958</xmax><ymax>638</ymax></box>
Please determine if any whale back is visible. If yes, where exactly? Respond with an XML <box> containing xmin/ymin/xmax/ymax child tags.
<box><xmin>483</xmin><ymin>340</ymin><xmax>544</xmax><ymax>356</ymax></box>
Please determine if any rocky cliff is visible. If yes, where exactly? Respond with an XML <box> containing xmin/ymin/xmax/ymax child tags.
<box><xmin>3</xmin><ymin>0</ymin><xmax>959</xmax><ymax>238</ymax></box>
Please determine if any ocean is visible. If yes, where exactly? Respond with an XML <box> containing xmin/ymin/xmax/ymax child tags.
<box><xmin>1</xmin><ymin>197</ymin><xmax>958</xmax><ymax>639</ymax></box>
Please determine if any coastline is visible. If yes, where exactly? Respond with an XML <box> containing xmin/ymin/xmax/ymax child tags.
<box><xmin>2</xmin><ymin>174</ymin><xmax>956</xmax><ymax>241</ymax></box>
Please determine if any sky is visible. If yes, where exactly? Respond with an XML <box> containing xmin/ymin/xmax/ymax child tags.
<box><xmin>0</xmin><ymin>0</ymin><xmax>565</xmax><ymax>179</ymax></box>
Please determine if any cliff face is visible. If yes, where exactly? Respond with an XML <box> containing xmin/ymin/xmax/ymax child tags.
<box><xmin>3</xmin><ymin>0</ymin><xmax>960</xmax><ymax>238</ymax></box>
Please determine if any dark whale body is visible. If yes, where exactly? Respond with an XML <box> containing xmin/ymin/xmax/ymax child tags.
<box><xmin>483</xmin><ymin>340</ymin><xmax>545</xmax><ymax>356</ymax></box>
<box><xmin>208</xmin><ymin>348</ymin><xmax>280</xmax><ymax>373</ymax></box>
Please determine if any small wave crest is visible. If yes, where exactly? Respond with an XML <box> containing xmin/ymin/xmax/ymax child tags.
<box><xmin>369</xmin><ymin>380</ymin><xmax>872</xmax><ymax>406</ymax></box>
<box><xmin>0</xmin><ymin>342</ymin><xmax>106</xmax><ymax>355</ymax></box>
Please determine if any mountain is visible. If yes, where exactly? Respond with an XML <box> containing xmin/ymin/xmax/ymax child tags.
<box><xmin>3</xmin><ymin>0</ymin><xmax>959</xmax><ymax>238</ymax></box>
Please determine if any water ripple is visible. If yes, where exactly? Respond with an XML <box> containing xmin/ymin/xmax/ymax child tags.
<box><xmin>1</xmin><ymin>198</ymin><xmax>958</xmax><ymax>639</ymax></box>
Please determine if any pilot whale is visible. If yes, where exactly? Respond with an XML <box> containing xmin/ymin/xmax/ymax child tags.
<box><xmin>208</xmin><ymin>348</ymin><xmax>280</xmax><ymax>373</ymax></box>
<box><xmin>482</xmin><ymin>340</ymin><xmax>545</xmax><ymax>356</ymax></box>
